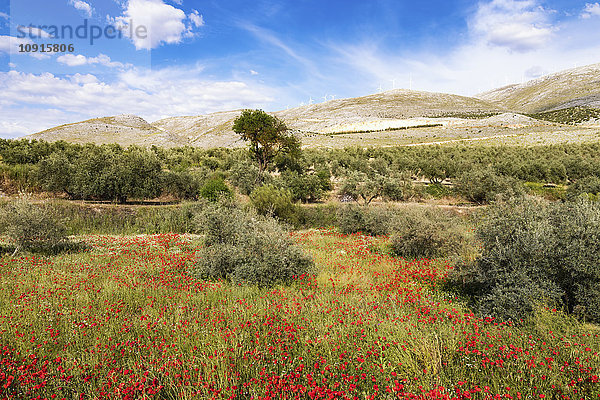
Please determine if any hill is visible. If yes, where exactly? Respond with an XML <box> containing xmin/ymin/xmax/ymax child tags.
<box><xmin>25</xmin><ymin>64</ymin><xmax>600</xmax><ymax>148</ymax></box>
<box><xmin>28</xmin><ymin>89</ymin><xmax>504</xmax><ymax>147</ymax></box>
<box><xmin>477</xmin><ymin>63</ymin><xmax>600</xmax><ymax>114</ymax></box>
<box><xmin>31</xmin><ymin>114</ymin><xmax>187</xmax><ymax>148</ymax></box>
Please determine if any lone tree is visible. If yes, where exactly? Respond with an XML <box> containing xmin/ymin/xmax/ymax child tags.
<box><xmin>233</xmin><ymin>109</ymin><xmax>300</xmax><ymax>177</ymax></box>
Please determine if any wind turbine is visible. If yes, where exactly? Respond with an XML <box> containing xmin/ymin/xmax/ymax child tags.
<box><xmin>409</xmin><ymin>74</ymin><xmax>413</xmax><ymax>90</ymax></box>
<box><xmin>330</xmin><ymin>94</ymin><xmax>337</xmax><ymax>100</ymax></box>
<box><xmin>308</xmin><ymin>96</ymin><xmax>314</xmax><ymax>105</ymax></box>
<box><xmin>390</xmin><ymin>78</ymin><xmax>396</xmax><ymax>89</ymax></box>
<box><xmin>377</xmin><ymin>83</ymin><xmax>383</xmax><ymax>93</ymax></box>
<box><xmin>322</xmin><ymin>94</ymin><xmax>328</xmax><ymax>103</ymax></box>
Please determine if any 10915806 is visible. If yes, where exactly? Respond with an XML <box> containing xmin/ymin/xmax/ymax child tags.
<box><xmin>19</xmin><ymin>43</ymin><xmax>74</xmax><ymax>53</ymax></box>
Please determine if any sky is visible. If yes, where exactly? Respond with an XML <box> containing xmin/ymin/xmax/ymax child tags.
<box><xmin>1</xmin><ymin>0</ymin><xmax>600</xmax><ymax>138</ymax></box>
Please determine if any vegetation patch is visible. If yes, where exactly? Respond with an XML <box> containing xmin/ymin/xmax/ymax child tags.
<box><xmin>192</xmin><ymin>203</ymin><xmax>313</xmax><ymax>287</ymax></box>
<box><xmin>451</xmin><ymin>197</ymin><xmax>600</xmax><ymax>323</ymax></box>
<box><xmin>529</xmin><ymin>106</ymin><xmax>600</xmax><ymax>125</ymax></box>
<box><xmin>0</xmin><ymin>197</ymin><xmax>71</xmax><ymax>254</ymax></box>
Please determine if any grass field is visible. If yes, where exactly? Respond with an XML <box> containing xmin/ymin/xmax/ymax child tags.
<box><xmin>0</xmin><ymin>231</ymin><xmax>598</xmax><ymax>399</ymax></box>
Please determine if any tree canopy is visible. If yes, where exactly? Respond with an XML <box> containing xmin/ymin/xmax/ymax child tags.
<box><xmin>232</xmin><ymin>109</ymin><xmax>300</xmax><ymax>175</ymax></box>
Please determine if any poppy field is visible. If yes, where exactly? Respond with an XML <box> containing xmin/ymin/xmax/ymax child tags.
<box><xmin>0</xmin><ymin>231</ymin><xmax>599</xmax><ymax>399</ymax></box>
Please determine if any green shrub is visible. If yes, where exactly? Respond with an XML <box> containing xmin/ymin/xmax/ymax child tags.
<box><xmin>339</xmin><ymin>172</ymin><xmax>386</xmax><ymax>205</ymax></box>
<box><xmin>450</xmin><ymin>197</ymin><xmax>600</xmax><ymax>323</ymax></box>
<box><xmin>293</xmin><ymin>203</ymin><xmax>338</xmax><ymax>229</ymax></box>
<box><xmin>162</xmin><ymin>170</ymin><xmax>203</xmax><ymax>200</ymax></box>
<box><xmin>336</xmin><ymin>205</ymin><xmax>392</xmax><ymax>236</ymax></box>
<box><xmin>199</xmin><ymin>178</ymin><xmax>233</xmax><ymax>202</ymax></box>
<box><xmin>566</xmin><ymin>175</ymin><xmax>600</xmax><ymax>201</ymax></box>
<box><xmin>382</xmin><ymin>172</ymin><xmax>424</xmax><ymax>202</ymax></box>
<box><xmin>455</xmin><ymin>167</ymin><xmax>525</xmax><ymax>204</ymax></box>
<box><xmin>192</xmin><ymin>204</ymin><xmax>313</xmax><ymax>287</ymax></box>
<box><xmin>387</xmin><ymin>207</ymin><xmax>463</xmax><ymax>259</ymax></box>
<box><xmin>276</xmin><ymin>170</ymin><xmax>330</xmax><ymax>203</ymax></box>
<box><xmin>250</xmin><ymin>185</ymin><xmax>297</xmax><ymax>222</ymax></box>
<box><xmin>0</xmin><ymin>198</ymin><xmax>69</xmax><ymax>253</ymax></box>
<box><xmin>229</xmin><ymin>160</ymin><xmax>269</xmax><ymax>195</ymax></box>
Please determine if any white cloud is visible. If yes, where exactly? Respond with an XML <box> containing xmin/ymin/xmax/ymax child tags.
<box><xmin>0</xmin><ymin>35</ymin><xmax>33</xmax><ymax>54</ymax></box>
<box><xmin>56</xmin><ymin>54</ymin><xmax>88</xmax><ymax>67</ymax></box>
<box><xmin>113</xmin><ymin>0</ymin><xmax>203</xmax><ymax>50</ymax></box>
<box><xmin>471</xmin><ymin>0</ymin><xmax>556</xmax><ymax>52</ymax></box>
<box><xmin>0</xmin><ymin>67</ymin><xmax>275</xmax><ymax>136</ymax></box>
<box><xmin>57</xmin><ymin>53</ymin><xmax>127</xmax><ymax>68</ymax></box>
<box><xmin>250</xmin><ymin>70</ymin><xmax>259</xmax><ymax>75</ymax></box>
<box><xmin>68</xmin><ymin>0</ymin><xmax>93</xmax><ymax>17</ymax></box>
<box><xmin>0</xmin><ymin>12</ymin><xmax>9</xmax><ymax>20</ymax></box>
<box><xmin>189</xmin><ymin>10</ymin><xmax>204</xmax><ymax>28</ymax></box>
<box><xmin>581</xmin><ymin>3</ymin><xmax>600</xmax><ymax>18</ymax></box>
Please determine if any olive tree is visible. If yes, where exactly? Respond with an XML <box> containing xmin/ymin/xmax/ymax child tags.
<box><xmin>232</xmin><ymin>110</ymin><xmax>300</xmax><ymax>178</ymax></box>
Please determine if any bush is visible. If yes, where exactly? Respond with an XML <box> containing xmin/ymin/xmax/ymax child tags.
<box><xmin>0</xmin><ymin>198</ymin><xmax>69</xmax><ymax>253</ymax></box>
<box><xmin>455</xmin><ymin>167</ymin><xmax>525</xmax><ymax>204</ymax></box>
<box><xmin>382</xmin><ymin>172</ymin><xmax>424</xmax><ymax>202</ymax></box>
<box><xmin>162</xmin><ymin>170</ymin><xmax>203</xmax><ymax>200</ymax></box>
<box><xmin>276</xmin><ymin>170</ymin><xmax>330</xmax><ymax>203</ymax></box>
<box><xmin>336</xmin><ymin>205</ymin><xmax>393</xmax><ymax>236</ymax></box>
<box><xmin>450</xmin><ymin>197</ymin><xmax>600</xmax><ymax>323</ymax></box>
<box><xmin>250</xmin><ymin>185</ymin><xmax>297</xmax><ymax>222</ymax></box>
<box><xmin>339</xmin><ymin>172</ymin><xmax>386</xmax><ymax>205</ymax></box>
<box><xmin>229</xmin><ymin>160</ymin><xmax>271</xmax><ymax>195</ymax></box>
<box><xmin>192</xmin><ymin>204</ymin><xmax>313</xmax><ymax>287</ymax></box>
<box><xmin>199</xmin><ymin>178</ymin><xmax>232</xmax><ymax>202</ymax></box>
<box><xmin>293</xmin><ymin>204</ymin><xmax>338</xmax><ymax>229</ymax></box>
<box><xmin>566</xmin><ymin>175</ymin><xmax>600</xmax><ymax>201</ymax></box>
<box><xmin>387</xmin><ymin>207</ymin><xmax>463</xmax><ymax>259</ymax></box>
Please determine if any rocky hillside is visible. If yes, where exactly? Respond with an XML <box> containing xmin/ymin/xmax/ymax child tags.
<box><xmin>26</xmin><ymin>64</ymin><xmax>600</xmax><ymax>148</ymax></box>
<box><xmin>28</xmin><ymin>89</ymin><xmax>504</xmax><ymax>147</ymax></box>
<box><xmin>477</xmin><ymin>63</ymin><xmax>600</xmax><ymax>113</ymax></box>
<box><xmin>31</xmin><ymin>115</ymin><xmax>187</xmax><ymax>147</ymax></box>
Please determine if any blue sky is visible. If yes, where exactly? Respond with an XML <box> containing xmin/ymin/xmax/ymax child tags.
<box><xmin>1</xmin><ymin>0</ymin><xmax>600</xmax><ymax>137</ymax></box>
